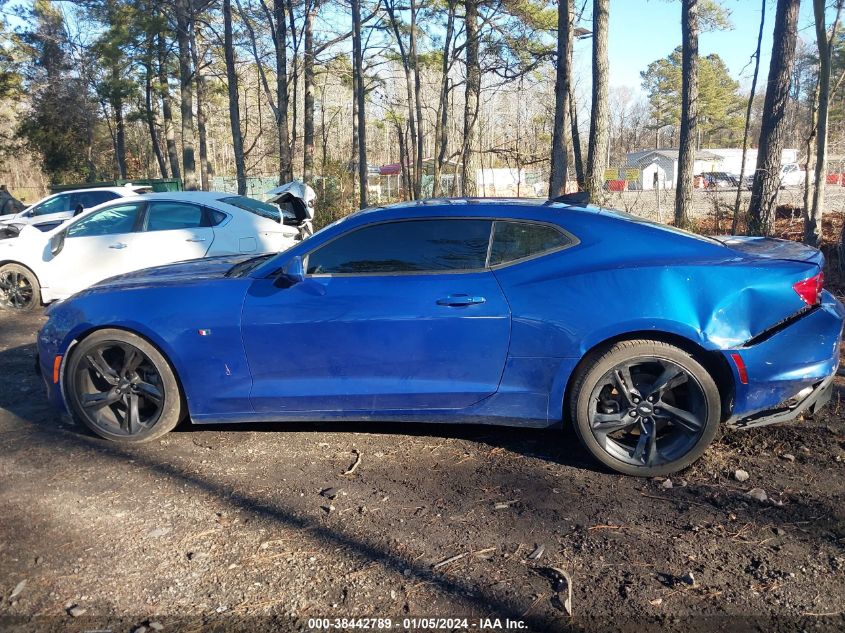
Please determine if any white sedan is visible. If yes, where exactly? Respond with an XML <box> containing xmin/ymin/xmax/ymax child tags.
<box><xmin>0</xmin><ymin>192</ymin><xmax>299</xmax><ymax>310</ymax></box>
<box><xmin>0</xmin><ymin>185</ymin><xmax>151</xmax><ymax>236</ymax></box>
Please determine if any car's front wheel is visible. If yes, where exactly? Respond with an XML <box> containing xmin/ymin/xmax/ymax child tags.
<box><xmin>570</xmin><ymin>339</ymin><xmax>721</xmax><ymax>476</ymax></box>
<box><xmin>0</xmin><ymin>263</ymin><xmax>41</xmax><ymax>311</ymax></box>
<box><xmin>66</xmin><ymin>329</ymin><xmax>184</xmax><ymax>443</ymax></box>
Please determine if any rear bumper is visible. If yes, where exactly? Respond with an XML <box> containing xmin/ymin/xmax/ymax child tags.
<box><xmin>726</xmin><ymin>371</ymin><xmax>835</xmax><ymax>429</ymax></box>
<box><xmin>723</xmin><ymin>291</ymin><xmax>843</xmax><ymax>428</ymax></box>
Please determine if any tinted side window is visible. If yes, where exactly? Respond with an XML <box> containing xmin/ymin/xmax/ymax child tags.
<box><xmin>489</xmin><ymin>221</ymin><xmax>570</xmax><ymax>266</ymax></box>
<box><xmin>32</xmin><ymin>194</ymin><xmax>72</xmax><ymax>216</ymax></box>
<box><xmin>307</xmin><ymin>220</ymin><xmax>492</xmax><ymax>274</ymax></box>
<box><xmin>144</xmin><ymin>201</ymin><xmax>207</xmax><ymax>231</ymax></box>
<box><xmin>67</xmin><ymin>203</ymin><xmax>143</xmax><ymax>237</ymax></box>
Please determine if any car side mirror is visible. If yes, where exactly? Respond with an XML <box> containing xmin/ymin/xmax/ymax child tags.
<box><xmin>74</xmin><ymin>204</ymin><xmax>84</xmax><ymax>216</ymax></box>
<box><xmin>50</xmin><ymin>231</ymin><xmax>66</xmax><ymax>256</ymax></box>
<box><xmin>276</xmin><ymin>255</ymin><xmax>305</xmax><ymax>287</ymax></box>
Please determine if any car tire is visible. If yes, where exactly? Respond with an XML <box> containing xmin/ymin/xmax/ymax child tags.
<box><xmin>66</xmin><ymin>329</ymin><xmax>184</xmax><ymax>443</ymax></box>
<box><xmin>569</xmin><ymin>339</ymin><xmax>721</xmax><ymax>477</ymax></box>
<box><xmin>0</xmin><ymin>263</ymin><xmax>41</xmax><ymax>311</ymax></box>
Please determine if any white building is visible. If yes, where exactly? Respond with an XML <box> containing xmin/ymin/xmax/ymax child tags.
<box><xmin>625</xmin><ymin>148</ymin><xmax>800</xmax><ymax>190</ymax></box>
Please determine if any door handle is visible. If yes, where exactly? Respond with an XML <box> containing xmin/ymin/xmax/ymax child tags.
<box><xmin>436</xmin><ymin>294</ymin><xmax>486</xmax><ymax>307</ymax></box>
<box><xmin>186</xmin><ymin>237</ymin><xmax>206</xmax><ymax>243</ymax></box>
<box><xmin>109</xmin><ymin>242</ymin><xmax>128</xmax><ymax>249</ymax></box>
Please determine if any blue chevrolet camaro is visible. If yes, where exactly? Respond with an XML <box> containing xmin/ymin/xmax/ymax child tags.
<box><xmin>36</xmin><ymin>198</ymin><xmax>844</xmax><ymax>475</ymax></box>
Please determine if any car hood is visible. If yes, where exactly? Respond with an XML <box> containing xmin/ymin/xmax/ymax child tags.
<box><xmin>88</xmin><ymin>254</ymin><xmax>261</xmax><ymax>291</ymax></box>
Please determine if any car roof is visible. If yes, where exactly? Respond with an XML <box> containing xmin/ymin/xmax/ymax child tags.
<box><xmin>49</xmin><ymin>185</ymin><xmax>149</xmax><ymax>196</ymax></box>
<box><xmin>131</xmin><ymin>191</ymin><xmax>233</xmax><ymax>203</ymax></box>
<box><xmin>342</xmin><ymin>197</ymin><xmax>603</xmax><ymax>223</ymax></box>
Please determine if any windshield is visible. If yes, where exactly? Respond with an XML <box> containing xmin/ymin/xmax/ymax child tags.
<box><xmin>220</xmin><ymin>196</ymin><xmax>281</xmax><ymax>222</ymax></box>
<box><xmin>225</xmin><ymin>254</ymin><xmax>274</xmax><ymax>278</ymax></box>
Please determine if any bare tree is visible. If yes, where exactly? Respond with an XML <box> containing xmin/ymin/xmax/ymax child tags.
<box><xmin>805</xmin><ymin>0</ymin><xmax>844</xmax><ymax>246</ymax></box>
<box><xmin>352</xmin><ymin>0</ymin><xmax>367</xmax><ymax>207</ymax></box>
<box><xmin>223</xmin><ymin>0</ymin><xmax>246</xmax><ymax>194</ymax></box>
<box><xmin>732</xmin><ymin>0</ymin><xmax>766</xmax><ymax>234</ymax></box>
<box><xmin>461</xmin><ymin>0</ymin><xmax>481</xmax><ymax>196</ymax></box>
<box><xmin>586</xmin><ymin>0</ymin><xmax>609</xmax><ymax>199</ymax></box>
<box><xmin>432</xmin><ymin>0</ymin><xmax>457</xmax><ymax>197</ymax></box>
<box><xmin>157</xmin><ymin>31</ymin><xmax>180</xmax><ymax>180</ymax></box>
<box><xmin>175</xmin><ymin>0</ymin><xmax>197</xmax><ymax>189</ymax></box>
<box><xmin>748</xmin><ymin>0</ymin><xmax>800</xmax><ymax>236</ymax></box>
<box><xmin>549</xmin><ymin>0</ymin><xmax>573</xmax><ymax>198</ymax></box>
<box><xmin>675</xmin><ymin>0</ymin><xmax>698</xmax><ymax>229</ymax></box>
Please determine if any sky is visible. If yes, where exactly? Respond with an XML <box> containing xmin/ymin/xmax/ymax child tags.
<box><xmin>5</xmin><ymin>0</ymin><xmax>828</xmax><ymax>95</ymax></box>
<box><xmin>593</xmin><ymin>0</ymin><xmax>821</xmax><ymax>94</ymax></box>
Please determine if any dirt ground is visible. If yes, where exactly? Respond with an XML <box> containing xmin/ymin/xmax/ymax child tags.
<box><xmin>0</xmin><ymin>307</ymin><xmax>844</xmax><ymax>633</ymax></box>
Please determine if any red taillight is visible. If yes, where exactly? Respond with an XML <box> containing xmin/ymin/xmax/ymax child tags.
<box><xmin>793</xmin><ymin>272</ymin><xmax>824</xmax><ymax>306</ymax></box>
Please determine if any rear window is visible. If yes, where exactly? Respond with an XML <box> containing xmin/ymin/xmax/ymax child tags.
<box><xmin>220</xmin><ymin>196</ymin><xmax>280</xmax><ymax>222</ymax></box>
<box><xmin>144</xmin><ymin>201</ymin><xmax>208</xmax><ymax>231</ymax></box>
<box><xmin>489</xmin><ymin>221</ymin><xmax>571</xmax><ymax>265</ymax></box>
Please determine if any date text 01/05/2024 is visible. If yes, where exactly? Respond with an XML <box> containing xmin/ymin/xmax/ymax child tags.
<box><xmin>306</xmin><ymin>617</ymin><xmax>528</xmax><ymax>630</ymax></box>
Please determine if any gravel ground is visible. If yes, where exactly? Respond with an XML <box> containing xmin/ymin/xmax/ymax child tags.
<box><xmin>0</xmin><ymin>308</ymin><xmax>844</xmax><ymax>633</ymax></box>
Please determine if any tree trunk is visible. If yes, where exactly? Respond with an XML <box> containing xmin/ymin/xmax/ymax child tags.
<box><xmin>461</xmin><ymin>0</ymin><xmax>481</xmax><ymax>196</ymax></box>
<box><xmin>410</xmin><ymin>0</ymin><xmax>424</xmax><ymax>197</ymax></box>
<box><xmin>303</xmin><ymin>0</ymin><xmax>317</xmax><ymax>184</ymax></box>
<box><xmin>675</xmin><ymin>0</ymin><xmax>698</xmax><ymax>229</ymax></box>
<box><xmin>352</xmin><ymin>0</ymin><xmax>367</xmax><ymax>207</ymax></box>
<box><xmin>224</xmin><ymin>0</ymin><xmax>247</xmax><ymax>195</ymax></box>
<box><xmin>586</xmin><ymin>0</ymin><xmax>609</xmax><ymax>199</ymax></box>
<box><xmin>190</xmin><ymin>31</ymin><xmax>211</xmax><ymax>191</ymax></box>
<box><xmin>548</xmin><ymin>0</ymin><xmax>573</xmax><ymax>198</ymax></box>
<box><xmin>569</xmin><ymin>89</ymin><xmax>584</xmax><ymax>190</ymax></box>
<box><xmin>385</xmin><ymin>0</ymin><xmax>420</xmax><ymax>199</ymax></box>
<box><xmin>432</xmin><ymin>0</ymin><xmax>456</xmax><ymax>198</ymax></box>
<box><xmin>275</xmin><ymin>0</ymin><xmax>293</xmax><ymax>183</ymax></box>
<box><xmin>175</xmin><ymin>0</ymin><xmax>197</xmax><ymax>190</ymax></box>
<box><xmin>748</xmin><ymin>0</ymin><xmax>800</xmax><ymax>236</ymax></box>
<box><xmin>157</xmin><ymin>32</ymin><xmax>180</xmax><ymax>181</ymax></box>
<box><xmin>395</xmin><ymin>119</ymin><xmax>411</xmax><ymax>199</ymax></box>
<box><xmin>732</xmin><ymin>0</ymin><xmax>765</xmax><ymax>235</ymax></box>
<box><xmin>144</xmin><ymin>55</ymin><xmax>168</xmax><ymax>179</ymax></box>
<box><xmin>114</xmin><ymin>93</ymin><xmax>127</xmax><ymax>179</ymax></box>
<box><xmin>806</xmin><ymin>0</ymin><xmax>843</xmax><ymax>246</ymax></box>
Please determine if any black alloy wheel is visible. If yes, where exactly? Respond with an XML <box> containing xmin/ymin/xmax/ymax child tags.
<box><xmin>571</xmin><ymin>340</ymin><xmax>721</xmax><ymax>476</ymax></box>
<box><xmin>587</xmin><ymin>358</ymin><xmax>707</xmax><ymax>468</ymax></box>
<box><xmin>67</xmin><ymin>330</ymin><xmax>183</xmax><ymax>443</ymax></box>
<box><xmin>0</xmin><ymin>265</ymin><xmax>40</xmax><ymax>311</ymax></box>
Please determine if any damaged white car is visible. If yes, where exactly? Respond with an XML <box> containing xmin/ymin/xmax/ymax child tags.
<box><xmin>266</xmin><ymin>181</ymin><xmax>316</xmax><ymax>239</ymax></box>
<box><xmin>0</xmin><ymin>191</ymin><xmax>299</xmax><ymax>310</ymax></box>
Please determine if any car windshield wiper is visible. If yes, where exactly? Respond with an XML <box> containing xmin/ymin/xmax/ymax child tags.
<box><xmin>225</xmin><ymin>254</ymin><xmax>274</xmax><ymax>278</ymax></box>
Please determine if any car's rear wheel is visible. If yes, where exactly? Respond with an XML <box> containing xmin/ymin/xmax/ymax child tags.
<box><xmin>66</xmin><ymin>329</ymin><xmax>183</xmax><ymax>443</ymax></box>
<box><xmin>570</xmin><ymin>340</ymin><xmax>721</xmax><ymax>476</ymax></box>
<box><xmin>0</xmin><ymin>264</ymin><xmax>41</xmax><ymax>311</ymax></box>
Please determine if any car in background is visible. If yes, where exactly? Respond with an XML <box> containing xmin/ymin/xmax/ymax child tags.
<box><xmin>35</xmin><ymin>198</ymin><xmax>843</xmax><ymax>477</ymax></box>
<box><xmin>699</xmin><ymin>172</ymin><xmax>737</xmax><ymax>189</ymax></box>
<box><xmin>780</xmin><ymin>163</ymin><xmax>806</xmax><ymax>188</ymax></box>
<box><xmin>0</xmin><ymin>185</ymin><xmax>153</xmax><ymax>238</ymax></box>
<box><xmin>0</xmin><ymin>191</ymin><xmax>298</xmax><ymax>310</ymax></box>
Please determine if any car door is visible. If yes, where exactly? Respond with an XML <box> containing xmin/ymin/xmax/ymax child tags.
<box><xmin>241</xmin><ymin>218</ymin><xmax>512</xmax><ymax>413</ymax></box>
<box><xmin>124</xmin><ymin>200</ymin><xmax>216</xmax><ymax>269</ymax></box>
<box><xmin>46</xmin><ymin>202</ymin><xmax>145</xmax><ymax>298</ymax></box>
